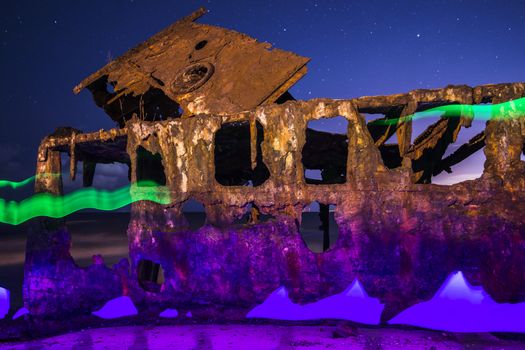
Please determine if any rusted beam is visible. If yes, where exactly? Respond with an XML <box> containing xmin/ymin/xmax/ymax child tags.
<box><xmin>433</xmin><ymin>131</ymin><xmax>486</xmax><ymax>176</ymax></box>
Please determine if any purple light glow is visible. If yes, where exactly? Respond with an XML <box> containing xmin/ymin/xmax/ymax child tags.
<box><xmin>12</xmin><ymin>307</ymin><xmax>29</xmax><ymax>320</ymax></box>
<box><xmin>92</xmin><ymin>296</ymin><xmax>138</xmax><ymax>320</ymax></box>
<box><xmin>159</xmin><ymin>308</ymin><xmax>179</xmax><ymax>318</ymax></box>
<box><xmin>247</xmin><ymin>287</ymin><xmax>303</xmax><ymax>320</ymax></box>
<box><xmin>1</xmin><ymin>324</ymin><xmax>481</xmax><ymax>349</ymax></box>
<box><xmin>0</xmin><ymin>286</ymin><xmax>9</xmax><ymax>319</ymax></box>
<box><xmin>247</xmin><ymin>279</ymin><xmax>383</xmax><ymax>324</ymax></box>
<box><xmin>389</xmin><ymin>271</ymin><xmax>525</xmax><ymax>332</ymax></box>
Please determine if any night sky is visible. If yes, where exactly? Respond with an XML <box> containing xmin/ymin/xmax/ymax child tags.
<box><xmin>1</xmin><ymin>0</ymin><xmax>524</xmax><ymax>191</ymax></box>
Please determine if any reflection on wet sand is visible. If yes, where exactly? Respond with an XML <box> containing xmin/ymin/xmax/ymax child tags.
<box><xmin>3</xmin><ymin>324</ymin><xmax>524</xmax><ymax>349</ymax></box>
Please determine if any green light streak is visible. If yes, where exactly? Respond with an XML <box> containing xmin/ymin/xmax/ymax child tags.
<box><xmin>0</xmin><ymin>175</ymin><xmax>36</xmax><ymax>189</ymax></box>
<box><xmin>369</xmin><ymin>97</ymin><xmax>525</xmax><ymax>126</ymax></box>
<box><xmin>0</xmin><ymin>181</ymin><xmax>170</xmax><ymax>225</ymax></box>
<box><xmin>2</xmin><ymin>97</ymin><xmax>524</xmax><ymax>225</ymax></box>
<box><xmin>0</xmin><ymin>174</ymin><xmax>62</xmax><ymax>189</ymax></box>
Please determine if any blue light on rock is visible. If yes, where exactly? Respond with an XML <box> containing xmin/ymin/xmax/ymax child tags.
<box><xmin>0</xmin><ymin>286</ymin><xmax>9</xmax><ymax>319</ymax></box>
<box><xmin>247</xmin><ymin>279</ymin><xmax>383</xmax><ymax>324</ymax></box>
<box><xmin>389</xmin><ymin>271</ymin><xmax>525</xmax><ymax>332</ymax></box>
<box><xmin>92</xmin><ymin>296</ymin><xmax>138</xmax><ymax>320</ymax></box>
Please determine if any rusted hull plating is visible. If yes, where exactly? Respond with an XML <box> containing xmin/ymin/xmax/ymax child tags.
<box><xmin>25</xmin><ymin>83</ymin><xmax>525</xmax><ymax>322</ymax></box>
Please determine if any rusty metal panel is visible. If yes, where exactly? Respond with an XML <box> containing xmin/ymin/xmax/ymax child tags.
<box><xmin>74</xmin><ymin>8</ymin><xmax>309</xmax><ymax>119</ymax></box>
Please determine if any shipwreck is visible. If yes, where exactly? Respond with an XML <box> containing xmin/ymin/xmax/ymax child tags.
<box><xmin>24</xmin><ymin>8</ymin><xmax>525</xmax><ymax>324</ymax></box>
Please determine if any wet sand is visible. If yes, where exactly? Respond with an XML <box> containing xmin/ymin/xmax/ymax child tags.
<box><xmin>1</xmin><ymin>324</ymin><xmax>523</xmax><ymax>350</ymax></box>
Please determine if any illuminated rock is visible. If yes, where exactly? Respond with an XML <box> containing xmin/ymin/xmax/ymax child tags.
<box><xmin>92</xmin><ymin>296</ymin><xmax>138</xmax><ymax>319</ymax></box>
<box><xmin>247</xmin><ymin>287</ymin><xmax>307</xmax><ymax>320</ymax></box>
<box><xmin>12</xmin><ymin>307</ymin><xmax>29</xmax><ymax>320</ymax></box>
<box><xmin>159</xmin><ymin>308</ymin><xmax>179</xmax><ymax>318</ymax></box>
<box><xmin>389</xmin><ymin>271</ymin><xmax>525</xmax><ymax>332</ymax></box>
<box><xmin>247</xmin><ymin>280</ymin><xmax>383</xmax><ymax>324</ymax></box>
<box><xmin>0</xmin><ymin>287</ymin><xmax>9</xmax><ymax>319</ymax></box>
<box><xmin>307</xmin><ymin>280</ymin><xmax>384</xmax><ymax>324</ymax></box>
